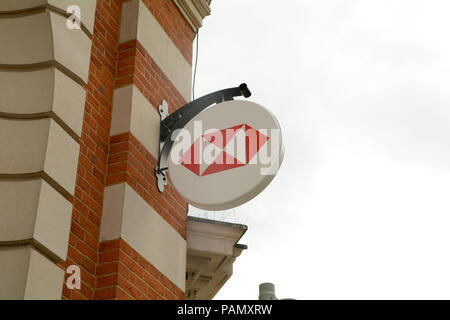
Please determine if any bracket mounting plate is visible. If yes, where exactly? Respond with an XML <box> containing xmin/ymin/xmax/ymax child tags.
<box><xmin>155</xmin><ymin>100</ymin><xmax>169</xmax><ymax>192</ymax></box>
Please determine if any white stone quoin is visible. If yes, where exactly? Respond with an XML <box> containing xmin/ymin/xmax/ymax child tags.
<box><xmin>0</xmin><ymin>1</ymin><xmax>96</xmax><ymax>300</ymax></box>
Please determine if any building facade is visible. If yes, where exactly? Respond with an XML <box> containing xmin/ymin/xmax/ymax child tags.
<box><xmin>0</xmin><ymin>0</ymin><xmax>245</xmax><ymax>300</ymax></box>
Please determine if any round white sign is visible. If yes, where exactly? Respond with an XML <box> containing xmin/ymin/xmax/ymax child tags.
<box><xmin>168</xmin><ymin>100</ymin><xmax>284</xmax><ymax>210</ymax></box>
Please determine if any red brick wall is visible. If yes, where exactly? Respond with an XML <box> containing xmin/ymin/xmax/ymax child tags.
<box><xmin>115</xmin><ymin>39</ymin><xmax>187</xmax><ymax>114</ymax></box>
<box><xmin>61</xmin><ymin>0</ymin><xmax>193</xmax><ymax>300</ymax></box>
<box><xmin>107</xmin><ymin>132</ymin><xmax>188</xmax><ymax>238</ymax></box>
<box><xmin>96</xmin><ymin>239</ymin><xmax>185</xmax><ymax>300</ymax></box>
<box><xmin>61</xmin><ymin>0</ymin><xmax>122</xmax><ymax>300</ymax></box>
<box><xmin>141</xmin><ymin>0</ymin><xmax>195</xmax><ymax>64</ymax></box>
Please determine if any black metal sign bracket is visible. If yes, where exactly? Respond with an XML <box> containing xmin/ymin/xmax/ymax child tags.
<box><xmin>155</xmin><ymin>83</ymin><xmax>251</xmax><ymax>192</ymax></box>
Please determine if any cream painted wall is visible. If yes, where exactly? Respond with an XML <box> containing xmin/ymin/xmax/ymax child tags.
<box><xmin>0</xmin><ymin>67</ymin><xmax>85</xmax><ymax>136</ymax></box>
<box><xmin>0</xmin><ymin>0</ymin><xmax>97</xmax><ymax>34</ymax></box>
<box><xmin>0</xmin><ymin>11</ymin><xmax>92</xmax><ymax>83</ymax></box>
<box><xmin>0</xmin><ymin>179</ymin><xmax>72</xmax><ymax>261</ymax></box>
<box><xmin>0</xmin><ymin>118</ymin><xmax>79</xmax><ymax>195</ymax></box>
<box><xmin>101</xmin><ymin>183</ymin><xmax>187</xmax><ymax>290</ymax></box>
<box><xmin>0</xmin><ymin>2</ymin><xmax>97</xmax><ymax>299</ymax></box>
<box><xmin>119</xmin><ymin>0</ymin><xmax>192</xmax><ymax>101</ymax></box>
<box><xmin>111</xmin><ymin>85</ymin><xmax>160</xmax><ymax>159</ymax></box>
<box><xmin>0</xmin><ymin>245</ymin><xmax>64</xmax><ymax>300</ymax></box>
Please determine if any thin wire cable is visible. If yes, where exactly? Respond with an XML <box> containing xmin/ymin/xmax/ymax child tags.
<box><xmin>192</xmin><ymin>30</ymin><xmax>199</xmax><ymax>100</ymax></box>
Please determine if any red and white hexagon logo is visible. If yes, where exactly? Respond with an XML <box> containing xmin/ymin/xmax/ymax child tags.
<box><xmin>168</xmin><ymin>100</ymin><xmax>283</xmax><ymax>210</ymax></box>
<box><xmin>179</xmin><ymin>124</ymin><xmax>269</xmax><ymax>177</ymax></box>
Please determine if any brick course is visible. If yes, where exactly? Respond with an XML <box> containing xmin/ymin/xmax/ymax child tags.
<box><xmin>115</xmin><ymin>39</ymin><xmax>187</xmax><ymax>114</ymax></box>
<box><xmin>60</xmin><ymin>0</ymin><xmax>193</xmax><ymax>300</ymax></box>
<box><xmin>141</xmin><ymin>0</ymin><xmax>195</xmax><ymax>64</ymax></box>
<box><xmin>107</xmin><ymin>132</ymin><xmax>188</xmax><ymax>239</ymax></box>
<box><xmin>61</xmin><ymin>0</ymin><xmax>122</xmax><ymax>300</ymax></box>
<box><xmin>96</xmin><ymin>239</ymin><xmax>185</xmax><ymax>300</ymax></box>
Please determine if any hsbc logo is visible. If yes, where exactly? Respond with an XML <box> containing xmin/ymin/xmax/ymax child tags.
<box><xmin>170</xmin><ymin>121</ymin><xmax>282</xmax><ymax>176</ymax></box>
<box><xmin>166</xmin><ymin>99</ymin><xmax>284</xmax><ymax>210</ymax></box>
<box><xmin>179</xmin><ymin>123</ymin><xmax>269</xmax><ymax>176</ymax></box>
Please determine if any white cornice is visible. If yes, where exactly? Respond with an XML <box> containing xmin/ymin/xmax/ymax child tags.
<box><xmin>185</xmin><ymin>217</ymin><xmax>247</xmax><ymax>299</ymax></box>
<box><xmin>173</xmin><ymin>0</ymin><xmax>212</xmax><ymax>31</ymax></box>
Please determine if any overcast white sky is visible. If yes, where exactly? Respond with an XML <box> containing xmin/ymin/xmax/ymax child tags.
<box><xmin>188</xmin><ymin>0</ymin><xmax>450</xmax><ymax>299</ymax></box>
